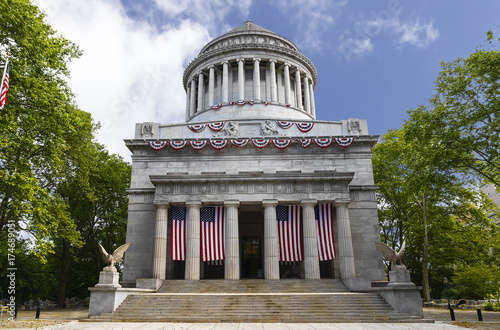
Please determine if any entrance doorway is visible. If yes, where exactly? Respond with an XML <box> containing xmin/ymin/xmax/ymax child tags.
<box><xmin>241</xmin><ymin>236</ymin><xmax>262</xmax><ymax>278</ymax></box>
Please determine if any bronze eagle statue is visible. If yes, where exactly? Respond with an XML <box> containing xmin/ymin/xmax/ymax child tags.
<box><xmin>98</xmin><ymin>243</ymin><xmax>131</xmax><ymax>272</ymax></box>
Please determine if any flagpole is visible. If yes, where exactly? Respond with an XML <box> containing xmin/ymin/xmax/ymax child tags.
<box><xmin>0</xmin><ymin>57</ymin><xmax>8</xmax><ymax>93</ymax></box>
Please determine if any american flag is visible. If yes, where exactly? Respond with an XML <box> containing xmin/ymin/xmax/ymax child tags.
<box><xmin>0</xmin><ymin>60</ymin><xmax>10</xmax><ymax>110</ymax></box>
<box><xmin>171</xmin><ymin>206</ymin><xmax>187</xmax><ymax>261</ymax></box>
<box><xmin>201</xmin><ymin>206</ymin><xmax>225</xmax><ymax>263</ymax></box>
<box><xmin>276</xmin><ymin>205</ymin><xmax>303</xmax><ymax>263</ymax></box>
<box><xmin>315</xmin><ymin>203</ymin><xmax>336</xmax><ymax>261</ymax></box>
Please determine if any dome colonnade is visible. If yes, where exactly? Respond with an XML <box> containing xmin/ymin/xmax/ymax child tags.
<box><xmin>183</xmin><ymin>21</ymin><xmax>317</xmax><ymax>122</ymax></box>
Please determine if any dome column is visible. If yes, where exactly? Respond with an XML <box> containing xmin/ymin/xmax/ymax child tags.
<box><xmin>269</xmin><ymin>60</ymin><xmax>278</xmax><ymax>103</ymax></box>
<box><xmin>304</xmin><ymin>75</ymin><xmax>311</xmax><ymax>114</ymax></box>
<box><xmin>295</xmin><ymin>69</ymin><xmax>303</xmax><ymax>110</ymax></box>
<box><xmin>185</xmin><ymin>83</ymin><xmax>191</xmax><ymax>121</ymax></box>
<box><xmin>237</xmin><ymin>59</ymin><xmax>245</xmax><ymax>101</ymax></box>
<box><xmin>197</xmin><ymin>72</ymin><xmax>204</xmax><ymax>112</ymax></box>
<box><xmin>309</xmin><ymin>82</ymin><xmax>316</xmax><ymax>118</ymax></box>
<box><xmin>208</xmin><ymin>65</ymin><xmax>215</xmax><ymax>107</ymax></box>
<box><xmin>284</xmin><ymin>63</ymin><xmax>291</xmax><ymax>106</ymax></box>
<box><xmin>189</xmin><ymin>79</ymin><xmax>196</xmax><ymax>117</ymax></box>
<box><xmin>221</xmin><ymin>61</ymin><xmax>229</xmax><ymax>103</ymax></box>
<box><xmin>253</xmin><ymin>58</ymin><xmax>261</xmax><ymax>100</ymax></box>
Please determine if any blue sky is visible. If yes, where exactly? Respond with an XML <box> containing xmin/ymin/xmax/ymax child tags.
<box><xmin>34</xmin><ymin>0</ymin><xmax>500</xmax><ymax>161</ymax></box>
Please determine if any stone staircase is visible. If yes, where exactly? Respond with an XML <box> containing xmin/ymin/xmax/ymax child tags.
<box><xmin>88</xmin><ymin>279</ymin><xmax>429</xmax><ymax>323</ymax></box>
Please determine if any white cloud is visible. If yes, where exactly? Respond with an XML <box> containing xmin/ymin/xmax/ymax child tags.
<box><xmin>34</xmin><ymin>0</ymin><xmax>212</xmax><ymax>161</ymax></box>
<box><xmin>393</xmin><ymin>20</ymin><xmax>439</xmax><ymax>48</ymax></box>
<box><xmin>272</xmin><ymin>0</ymin><xmax>348</xmax><ymax>51</ymax></box>
<box><xmin>154</xmin><ymin>0</ymin><xmax>252</xmax><ymax>23</ymax></box>
<box><xmin>338</xmin><ymin>12</ymin><xmax>439</xmax><ymax>60</ymax></box>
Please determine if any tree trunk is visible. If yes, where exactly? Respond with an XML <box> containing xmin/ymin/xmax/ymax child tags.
<box><xmin>57</xmin><ymin>240</ymin><xmax>70</xmax><ymax>308</ymax></box>
<box><xmin>422</xmin><ymin>194</ymin><xmax>431</xmax><ymax>302</ymax></box>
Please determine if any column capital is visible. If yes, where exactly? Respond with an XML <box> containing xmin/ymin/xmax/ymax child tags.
<box><xmin>300</xmin><ymin>199</ymin><xmax>317</xmax><ymax>207</ymax></box>
<box><xmin>197</xmin><ymin>71</ymin><xmax>205</xmax><ymax>77</ymax></box>
<box><xmin>253</xmin><ymin>57</ymin><xmax>261</xmax><ymax>62</ymax></box>
<box><xmin>294</xmin><ymin>68</ymin><xmax>302</xmax><ymax>75</ymax></box>
<box><xmin>153</xmin><ymin>202</ymin><xmax>170</xmax><ymax>209</ymax></box>
<box><xmin>186</xmin><ymin>200</ymin><xmax>202</xmax><ymax>208</ymax></box>
<box><xmin>334</xmin><ymin>199</ymin><xmax>351</xmax><ymax>206</ymax></box>
<box><xmin>268</xmin><ymin>59</ymin><xmax>277</xmax><ymax>63</ymax></box>
<box><xmin>221</xmin><ymin>60</ymin><xmax>229</xmax><ymax>65</ymax></box>
<box><xmin>208</xmin><ymin>64</ymin><xmax>215</xmax><ymax>69</ymax></box>
<box><xmin>236</xmin><ymin>58</ymin><xmax>245</xmax><ymax>63</ymax></box>
<box><xmin>224</xmin><ymin>200</ymin><xmax>240</xmax><ymax>207</ymax></box>
<box><xmin>262</xmin><ymin>199</ymin><xmax>278</xmax><ymax>207</ymax></box>
<box><xmin>283</xmin><ymin>62</ymin><xmax>290</xmax><ymax>67</ymax></box>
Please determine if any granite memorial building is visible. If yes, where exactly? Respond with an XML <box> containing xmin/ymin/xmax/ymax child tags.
<box><xmin>122</xmin><ymin>21</ymin><xmax>386</xmax><ymax>288</ymax></box>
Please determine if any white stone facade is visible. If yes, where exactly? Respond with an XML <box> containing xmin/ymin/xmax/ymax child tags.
<box><xmin>122</xmin><ymin>21</ymin><xmax>385</xmax><ymax>287</ymax></box>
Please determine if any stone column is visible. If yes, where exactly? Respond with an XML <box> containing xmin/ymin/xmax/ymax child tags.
<box><xmin>263</xmin><ymin>200</ymin><xmax>280</xmax><ymax>279</ymax></box>
<box><xmin>301</xmin><ymin>200</ymin><xmax>320</xmax><ymax>279</ymax></box>
<box><xmin>222</xmin><ymin>61</ymin><xmax>229</xmax><ymax>103</ymax></box>
<box><xmin>309</xmin><ymin>82</ymin><xmax>316</xmax><ymax>118</ymax></box>
<box><xmin>335</xmin><ymin>200</ymin><xmax>356</xmax><ymax>279</ymax></box>
<box><xmin>185</xmin><ymin>84</ymin><xmax>191</xmax><ymax>121</ymax></box>
<box><xmin>224</xmin><ymin>200</ymin><xmax>240</xmax><ymax>280</ymax></box>
<box><xmin>253</xmin><ymin>58</ymin><xmax>261</xmax><ymax>100</ymax></box>
<box><xmin>208</xmin><ymin>65</ymin><xmax>215</xmax><ymax>107</ymax></box>
<box><xmin>189</xmin><ymin>79</ymin><xmax>196</xmax><ymax>117</ymax></box>
<box><xmin>152</xmin><ymin>203</ymin><xmax>169</xmax><ymax>280</ymax></box>
<box><xmin>237</xmin><ymin>59</ymin><xmax>245</xmax><ymax>101</ymax></box>
<box><xmin>197</xmin><ymin>72</ymin><xmax>204</xmax><ymax>112</ymax></box>
<box><xmin>295</xmin><ymin>69</ymin><xmax>303</xmax><ymax>110</ymax></box>
<box><xmin>166</xmin><ymin>214</ymin><xmax>173</xmax><ymax>279</ymax></box>
<box><xmin>269</xmin><ymin>60</ymin><xmax>278</xmax><ymax>103</ymax></box>
<box><xmin>304</xmin><ymin>76</ymin><xmax>311</xmax><ymax>114</ymax></box>
<box><xmin>284</xmin><ymin>63</ymin><xmax>291</xmax><ymax>106</ymax></box>
<box><xmin>185</xmin><ymin>201</ymin><xmax>202</xmax><ymax>280</ymax></box>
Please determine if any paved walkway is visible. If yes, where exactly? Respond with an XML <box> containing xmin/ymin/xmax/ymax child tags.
<box><xmin>37</xmin><ymin>321</ymin><xmax>467</xmax><ymax>329</ymax></box>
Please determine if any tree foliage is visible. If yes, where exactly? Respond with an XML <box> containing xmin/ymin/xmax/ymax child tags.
<box><xmin>0</xmin><ymin>0</ymin><xmax>132</xmax><ymax>306</ymax></box>
<box><xmin>0</xmin><ymin>0</ymin><xmax>90</xmax><ymax>255</ymax></box>
<box><xmin>373</xmin><ymin>33</ymin><xmax>500</xmax><ymax>300</ymax></box>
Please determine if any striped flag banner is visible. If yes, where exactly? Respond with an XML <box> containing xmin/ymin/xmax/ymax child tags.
<box><xmin>315</xmin><ymin>203</ymin><xmax>336</xmax><ymax>261</ymax></box>
<box><xmin>0</xmin><ymin>59</ymin><xmax>10</xmax><ymax>110</ymax></box>
<box><xmin>276</xmin><ymin>205</ymin><xmax>303</xmax><ymax>262</ymax></box>
<box><xmin>201</xmin><ymin>206</ymin><xmax>225</xmax><ymax>263</ymax></box>
<box><xmin>171</xmin><ymin>206</ymin><xmax>187</xmax><ymax>261</ymax></box>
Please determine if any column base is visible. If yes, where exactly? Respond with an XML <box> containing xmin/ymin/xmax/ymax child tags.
<box><xmin>342</xmin><ymin>277</ymin><xmax>371</xmax><ymax>291</ymax></box>
<box><xmin>136</xmin><ymin>278</ymin><xmax>164</xmax><ymax>290</ymax></box>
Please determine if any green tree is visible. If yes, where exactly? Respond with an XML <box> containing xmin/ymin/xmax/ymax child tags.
<box><xmin>374</xmin><ymin>32</ymin><xmax>500</xmax><ymax>300</ymax></box>
<box><xmin>0</xmin><ymin>0</ymin><xmax>90</xmax><ymax>255</ymax></box>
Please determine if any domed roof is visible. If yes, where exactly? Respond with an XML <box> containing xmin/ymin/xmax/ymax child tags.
<box><xmin>198</xmin><ymin>20</ymin><xmax>300</xmax><ymax>55</ymax></box>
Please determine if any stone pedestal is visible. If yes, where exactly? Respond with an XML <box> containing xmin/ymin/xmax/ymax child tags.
<box><xmin>376</xmin><ymin>269</ymin><xmax>423</xmax><ymax>318</ymax></box>
<box><xmin>388</xmin><ymin>269</ymin><xmax>413</xmax><ymax>286</ymax></box>
<box><xmin>95</xmin><ymin>271</ymin><xmax>121</xmax><ymax>288</ymax></box>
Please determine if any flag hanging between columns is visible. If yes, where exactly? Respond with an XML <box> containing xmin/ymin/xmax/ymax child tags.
<box><xmin>315</xmin><ymin>203</ymin><xmax>336</xmax><ymax>261</ymax></box>
<box><xmin>201</xmin><ymin>206</ymin><xmax>225</xmax><ymax>263</ymax></box>
<box><xmin>171</xmin><ymin>206</ymin><xmax>187</xmax><ymax>261</ymax></box>
<box><xmin>0</xmin><ymin>59</ymin><xmax>10</xmax><ymax>110</ymax></box>
<box><xmin>276</xmin><ymin>205</ymin><xmax>303</xmax><ymax>263</ymax></box>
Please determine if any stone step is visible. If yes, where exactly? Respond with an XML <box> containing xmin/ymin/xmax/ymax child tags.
<box><xmin>87</xmin><ymin>279</ymin><xmax>427</xmax><ymax>323</ymax></box>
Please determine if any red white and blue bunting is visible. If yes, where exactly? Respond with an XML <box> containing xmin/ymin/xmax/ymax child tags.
<box><xmin>314</xmin><ymin>138</ymin><xmax>333</xmax><ymax>148</ymax></box>
<box><xmin>231</xmin><ymin>139</ymin><xmax>249</xmax><ymax>147</ymax></box>
<box><xmin>210</xmin><ymin>139</ymin><xmax>228</xmax><ymax>150</ymax></box>
<box><xmin>296</xmin><ymin>122</ymin><xmax>314</xmax><ymax>132</ymax></box>
<box><xmin>190</xmin><ymin>140</ymin><xmax>208</xmax><ymax>150</ymax></box>
<box><xmin>334</xmin><ymin>137</ymin><xmax>355</xmax><ymax>148</ymax></box>
<box><xmin>272</xmin><ymin>139</ymin><xmax>292</xmax><ymax>149</ymax></box>
<box><xmin>211</xmin><ymin>104</ymin><xmax>222</xmax><ymax>110</ymax></box>
<box><xmin>148</xmin><ymin>137</ymin><xmax>354</xmax><ymax>151</ymax></box>
<box><xmin>149</xmin><ymin>141</ymin><xmax>168</xmax><ymax>150</ymax></box>
<box><xmin>188</xmin><ymin>124</ymin><xmax>206</xmax><ymax>133</ymax></box>
<box><xmin>169</xmin><ymin>140</ymin><xmax>188</xmax><ymax>150</ymax></box>
<box><xmin>301</xmin><ymin>139</ymin><xmax>312</xmax><ymax>148</ymax></box>
<box><xmin>276</xmin><ymin>121</ymin><xmax>294</xmax><ymax>129</ymax></box>
<box><xmin>252</xmin><ymin>139</ymin><xmax>270</xmax><ymax>149</ymax></box>
<box><xmin>208</xmin><ymin>122</ymin><xmax>225</xmax><ymax>131</ymax></box>
<box><xmin>235</xmin><ymin>100</ymin><xmax>246</xmax><ymax>105</ymax></box>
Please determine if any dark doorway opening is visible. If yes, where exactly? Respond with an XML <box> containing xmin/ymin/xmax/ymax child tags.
<box><xmin>241</xmin><ymin>236</ymin><xmax>262</xmax><ymax>278</ymax></box>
